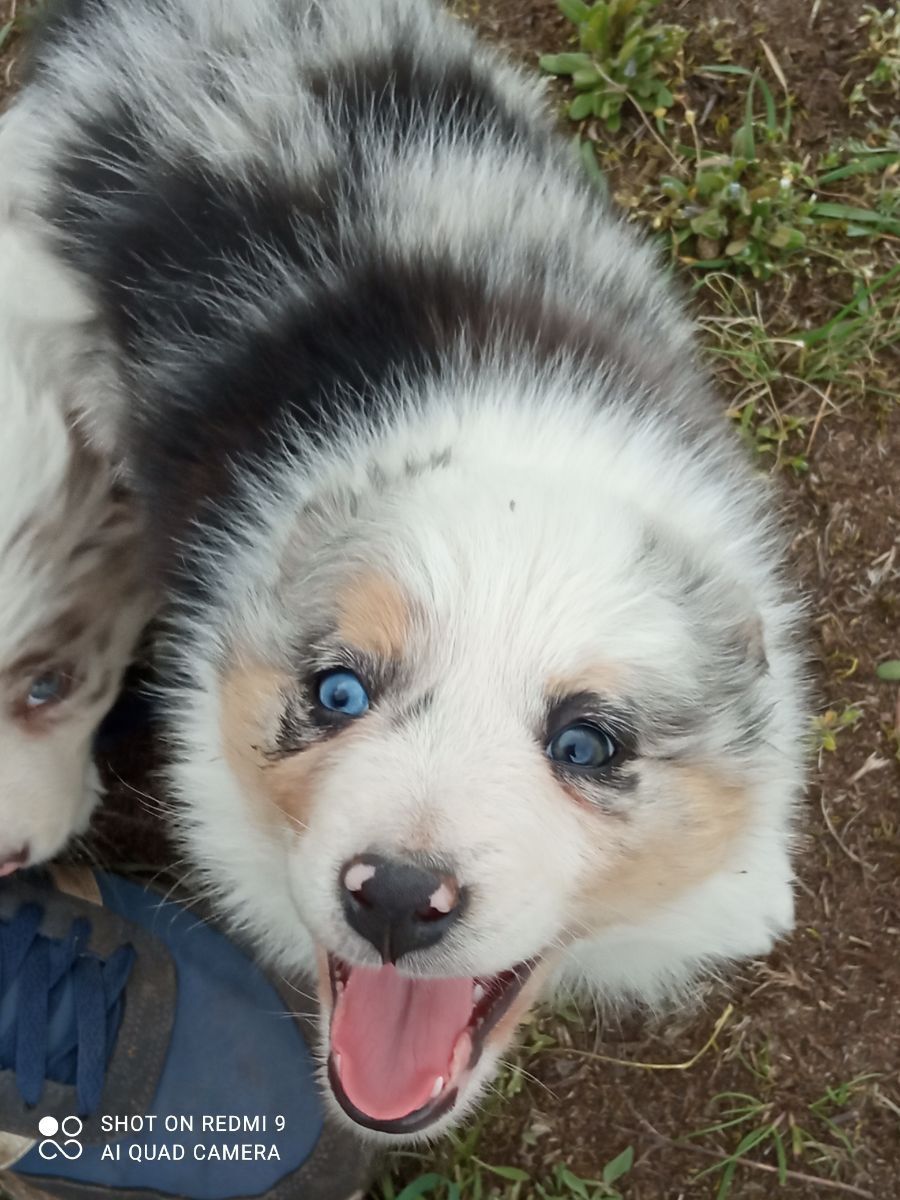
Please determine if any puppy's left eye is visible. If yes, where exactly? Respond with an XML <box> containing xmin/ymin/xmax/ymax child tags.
<box><xmin>25</xmin><ymin>670</ymin><xmax>72</xmax><ymax>709</ymax></box>
<box><xmin>317</xmin><ymin>670</ymin><xmax>370</xmax><ymax>718</ymax></box>
<box><xmin>547</xmin><ymin>723</ymin><xmax>618</xmax><ymax>770</ymax></box>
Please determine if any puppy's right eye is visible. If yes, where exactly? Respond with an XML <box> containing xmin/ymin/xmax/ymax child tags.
<box><xmin>547</xmin><ymin>722</ymin><xmax>618</xmax><ymax>771</ymax></box>
<box><xmin>316</xmin><ymin>670</ymin><xmax>370</xmax><ymax>718</ymax></box>
<box><xmin>25</xmin><ymin>670</ymin><xmax>72</xmax><ymax>709</ymax></box>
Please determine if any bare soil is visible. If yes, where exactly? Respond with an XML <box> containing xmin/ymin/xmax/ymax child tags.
<box><xmin>2</xmin><ymin>1</ymin><xmax>898</xmax><ymax>1197</ymax></box>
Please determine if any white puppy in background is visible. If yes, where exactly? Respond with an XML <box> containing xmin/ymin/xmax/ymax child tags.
<box><xmin>0</xmin><ymin>342</ymin><xmax>150</xmax><ymax>870</ymax></box>
<box><xmin>0</xmin><ymin>115</ymin><xmax>152</xmax><ymax>872</ymax></box>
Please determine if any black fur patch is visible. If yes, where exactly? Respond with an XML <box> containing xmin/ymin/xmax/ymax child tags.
<box><xmin>132</xmin><ymin>250</ymin><xmax>677</xmax><ymax>565</ymax></box>
<box><xmin>50</xmin><ymin>106</ymin><xmax>677</xmax><ymax>574</ymax></box>
<box><xmin>43</xmin><ymin>32</ymin><xmax>669</xmax><ymax>588</ymax></box>
<box><xmin>53</xmin><ymin>102</ymin><xmax>347</xmax><ymax>361</ymax></box>
<box><xmin>49</xmin><ymin>35</ymin><xmax>548</xmax><ymax>356</ymax></box>
<box><xmin>309</xmin><ymin>44</ymin><xmax>545</xmax><ymax>156</ymax></box>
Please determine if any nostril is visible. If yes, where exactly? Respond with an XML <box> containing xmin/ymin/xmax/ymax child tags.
<box><xmin>415</xmin><ymin>877</ymin><xmax>461</xmax><ymax>923</ymax></box>
<box><xmin>416</xmin><ymin>904</ymin><xmax>448</xmax><ymax>924</ymax></box>
<box><xmin>428</xmin><ymin>878</ymin><xmax>457</xmax><ymax>913</ymax></box>
<box><xmin>343</xmin><ymin>861</ymin><xmax>377</xmax><ymax>896</ymax></box>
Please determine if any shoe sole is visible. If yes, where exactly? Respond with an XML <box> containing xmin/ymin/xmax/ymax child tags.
<box><xmin>0</xmin><ymin>1178</ymin><xmax>367</xmax><ymax>1200</ymax></box>
<box><xmin>1</xmin><ymin>1172</ymin><xmax>50</xmax><ymax>1200</ymax></box>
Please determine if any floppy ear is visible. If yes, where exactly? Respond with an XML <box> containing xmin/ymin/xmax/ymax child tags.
<box><xmin>733</xmin><ymin>612</ymin><xmax>768</xmax><ymax>675</ymax></box>
<box><xmin>57</xmin><ymin>411</ymin><xmax>142</xmax><ymax>544</ymax></box>
<box><xmin>642</xmin><ymin>529</ymin><xmax>770</xmax><ymax>678</ymax></box>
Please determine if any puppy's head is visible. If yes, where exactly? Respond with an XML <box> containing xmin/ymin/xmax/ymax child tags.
<box><xmin>0</xmin><ymin>360</ymin><xmax>151</xmax><ymax>871</ymax></box>
<box><xmin>174</xmin><ymin>398</ymin><xmax>804</xmax><ymax>1138</ymax></box>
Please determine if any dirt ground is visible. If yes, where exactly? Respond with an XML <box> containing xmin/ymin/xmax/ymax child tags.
<box><xmin>1</xmin><ymin>1</ymin><xmax>898</xmax><ymax>1197</ymax></box>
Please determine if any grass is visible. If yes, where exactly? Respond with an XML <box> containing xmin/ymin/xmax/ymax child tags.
<box><xmin>667</xmin><ymin>125</ymin><xmax>899</xmax><ymax>440</ymax></box>
<box><xmin>0</xmin><ymin>0</ymin><xmax>42</xmax><ymax>50</ymax></box>
<box><xmin>376</xmin><ymin>1010</ymin><xmax>635</xmax><ymax>1200</ymax></box>
<box><xmin>381</xmin><ymin>1148</ymin><xmax>634</xmax><ymax>1200</ymax></box>
<box><xmin>540</xmin><ymin>0</ymin><xmax>900</xmax><ymax>452</ymax></box>
<box><xmin>812</xmin><ymin>705</ymin><xmax>864</xmax><ymax>754</ymax></box>
<box><xmin>379</xmin><ymin>1001</ymin><xmax>736</xmax><ymax>1197</ymax></box>
<box><xmin>650</xmin><ymin>68</ymin><xmax>818</xmax><ymax>280</ymax></box>
<box><xmin>380</xmin><ymin>1000</ymin><xmax>881</xmax><ymax>1197</ymax></box>
<box><xmin>849</xmin><ymin>5</ymin><xmax>900</xmax><ymax>114</ymax></box>
<box><xmin>539</xmin><ymin>0</ymin><xmax>685</xmax><ymax>131</ymax></box>
<box><xmin>681</xmin><ymin>1076</ymin><xmax>876</xmax><ymax>1198</ymax></box>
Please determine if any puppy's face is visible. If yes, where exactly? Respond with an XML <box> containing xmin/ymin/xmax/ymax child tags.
<box><xmin>189</xmin><ymin>414</ymin><xmax>800</xmax><ymax>1138</ymax></box>
<box><xmin>0</xmin><ymin>365</ymin><xmax>150</xmax><ymax>871</ymax></box>
<box><xmin>0</xmin><ymin>655</ymin><xmax>111</xmax><ymax>870</ymax></box>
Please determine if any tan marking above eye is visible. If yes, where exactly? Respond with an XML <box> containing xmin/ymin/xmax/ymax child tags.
<box><xmin>335</xmin><ymin>570</ymin><xmax>411</xmax><ymax>662</ymax></box>
<box><xmin>571</xmin><ymin>763</ymin><xmax>750</xmax><ymax>927</ymax></box>
<box><xmin>219</xmin><ymin>660</ymin><xmax>290</xmax><ymax>776</ymax></box>
<box><xmin>546</xmin><ymin>663</ymin><xmax>624</xmax><ymax>699</ymax></box>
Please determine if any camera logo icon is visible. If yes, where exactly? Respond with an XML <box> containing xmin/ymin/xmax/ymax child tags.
<box><xmin>37</xmin><ymin>1115</ymin><xmax>83</xmax><ymax>1161</ymax></box>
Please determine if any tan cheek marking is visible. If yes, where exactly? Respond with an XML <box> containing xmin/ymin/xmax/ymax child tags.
<box><xmin>219</xmin><ymin>661</ymin><xmax>294</xmax><ymax>820</ymax></box>
<box><xmin>547</xmin><ymin>663</ymin><xmax>624</xmax><ymax>699</ymax></box>
<box><xmin>557</xmin><ymin>775</ymin><xmax>631</xmax><ymax>817</ymax></box>
<box><xmin>336</xmin><ymin>571</ymin><xmax>410</xmax><ymax>660</ymax></box>
<box><xmin>573</xmin><ymin>765</ymin><xmax>751</xmax><ymax>926</ymax></box>
<box><xmin>219</xmin><ymin>659</ymin><xmax>351</xmax><ymax>831</ymax></box>
<box><xmin>263</xmin><ymin>740</ymin><xmax>336</xmax><ymax>828</ymax></box>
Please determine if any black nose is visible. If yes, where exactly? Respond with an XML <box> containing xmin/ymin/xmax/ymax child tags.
<box><xmin>340</xmin><ymin>853</ymin><xmax>466</xmax><ymax>964</ymax></box>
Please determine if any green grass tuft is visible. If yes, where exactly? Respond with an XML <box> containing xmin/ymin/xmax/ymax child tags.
<box><xmin>849</xmin><ymin>5</ymin><xmax>900</xmax><ymax>114</ymax></box>
<box><xmin>539</xmin><ymin>0</ymin><xmax>685</xmax><ymax>133</ymax></box>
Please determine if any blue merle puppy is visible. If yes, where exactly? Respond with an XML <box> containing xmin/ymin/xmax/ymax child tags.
<box><xmin>0</xmin><ymin>0</ymin><xmax>806</xmax><ymax>1139</ymax></box>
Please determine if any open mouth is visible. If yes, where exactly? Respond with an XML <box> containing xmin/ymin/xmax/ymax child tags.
<box><xmin>323</xmin><ymin>953</ymin><xmax>539</xmax><ymax>1134</ymax></box>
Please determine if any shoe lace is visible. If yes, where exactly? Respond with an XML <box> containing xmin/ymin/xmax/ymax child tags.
<box><xmin>0</xmin><ymin>903</ymin><xmax>135</xmax><ymax>1115</ymax></box>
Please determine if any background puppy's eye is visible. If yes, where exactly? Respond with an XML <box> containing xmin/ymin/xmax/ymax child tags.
<box><xmin>316</xmin><ymin>669</ymin><xmax>370</xmax><ymax>718</ymax></box>
<box><xmin>25</xmin><ymin>670</ymin><xmax>72</xmax><ymax>709</ymax></box>
<box><xmin>547</xmin><ymin>723</ymin><xmax>618</xmax><ymax>770</ymax></box>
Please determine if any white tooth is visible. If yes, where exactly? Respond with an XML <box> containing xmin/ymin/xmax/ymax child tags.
<box><xmin>430</xmin><ymin>1076</ymin><xmax>444</xmax><ymax>1099</ymax></box>
<box><xmin>333</xmin><ymin>1053</ymin><xmax>342</xmax><ymax>1074</ymax></box>
<box><xmin>472</xmin><ymin>984</ymin><xmax>486</xmax><ymax>1004</ymax></box>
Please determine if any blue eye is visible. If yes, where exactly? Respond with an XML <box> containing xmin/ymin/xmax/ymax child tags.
<box><xmin>317</xmin><ymin>670</ymin><xmax>370</xmax><ymax>718</ymax></box>
<box><xmin>547</xmin><ymin>723</ymin><xmax>617</xmax><ymax>770</ymax></box>
<box><xmin>25</xmin><ymin>670</ymin><xmax>70</xmax><ymax>709</ymax></box>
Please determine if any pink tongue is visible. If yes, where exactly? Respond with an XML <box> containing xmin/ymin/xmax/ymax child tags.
<box><xmin>331</xmin><ymin>964</ymin><xmax>474</xmax><ymax>1121</ymax></box>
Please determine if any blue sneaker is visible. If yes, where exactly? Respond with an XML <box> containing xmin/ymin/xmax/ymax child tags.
<box><xmin>0</xmin><ymin>867</ymin><xmax>371</xmax><ymax>1200</ymax></box>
